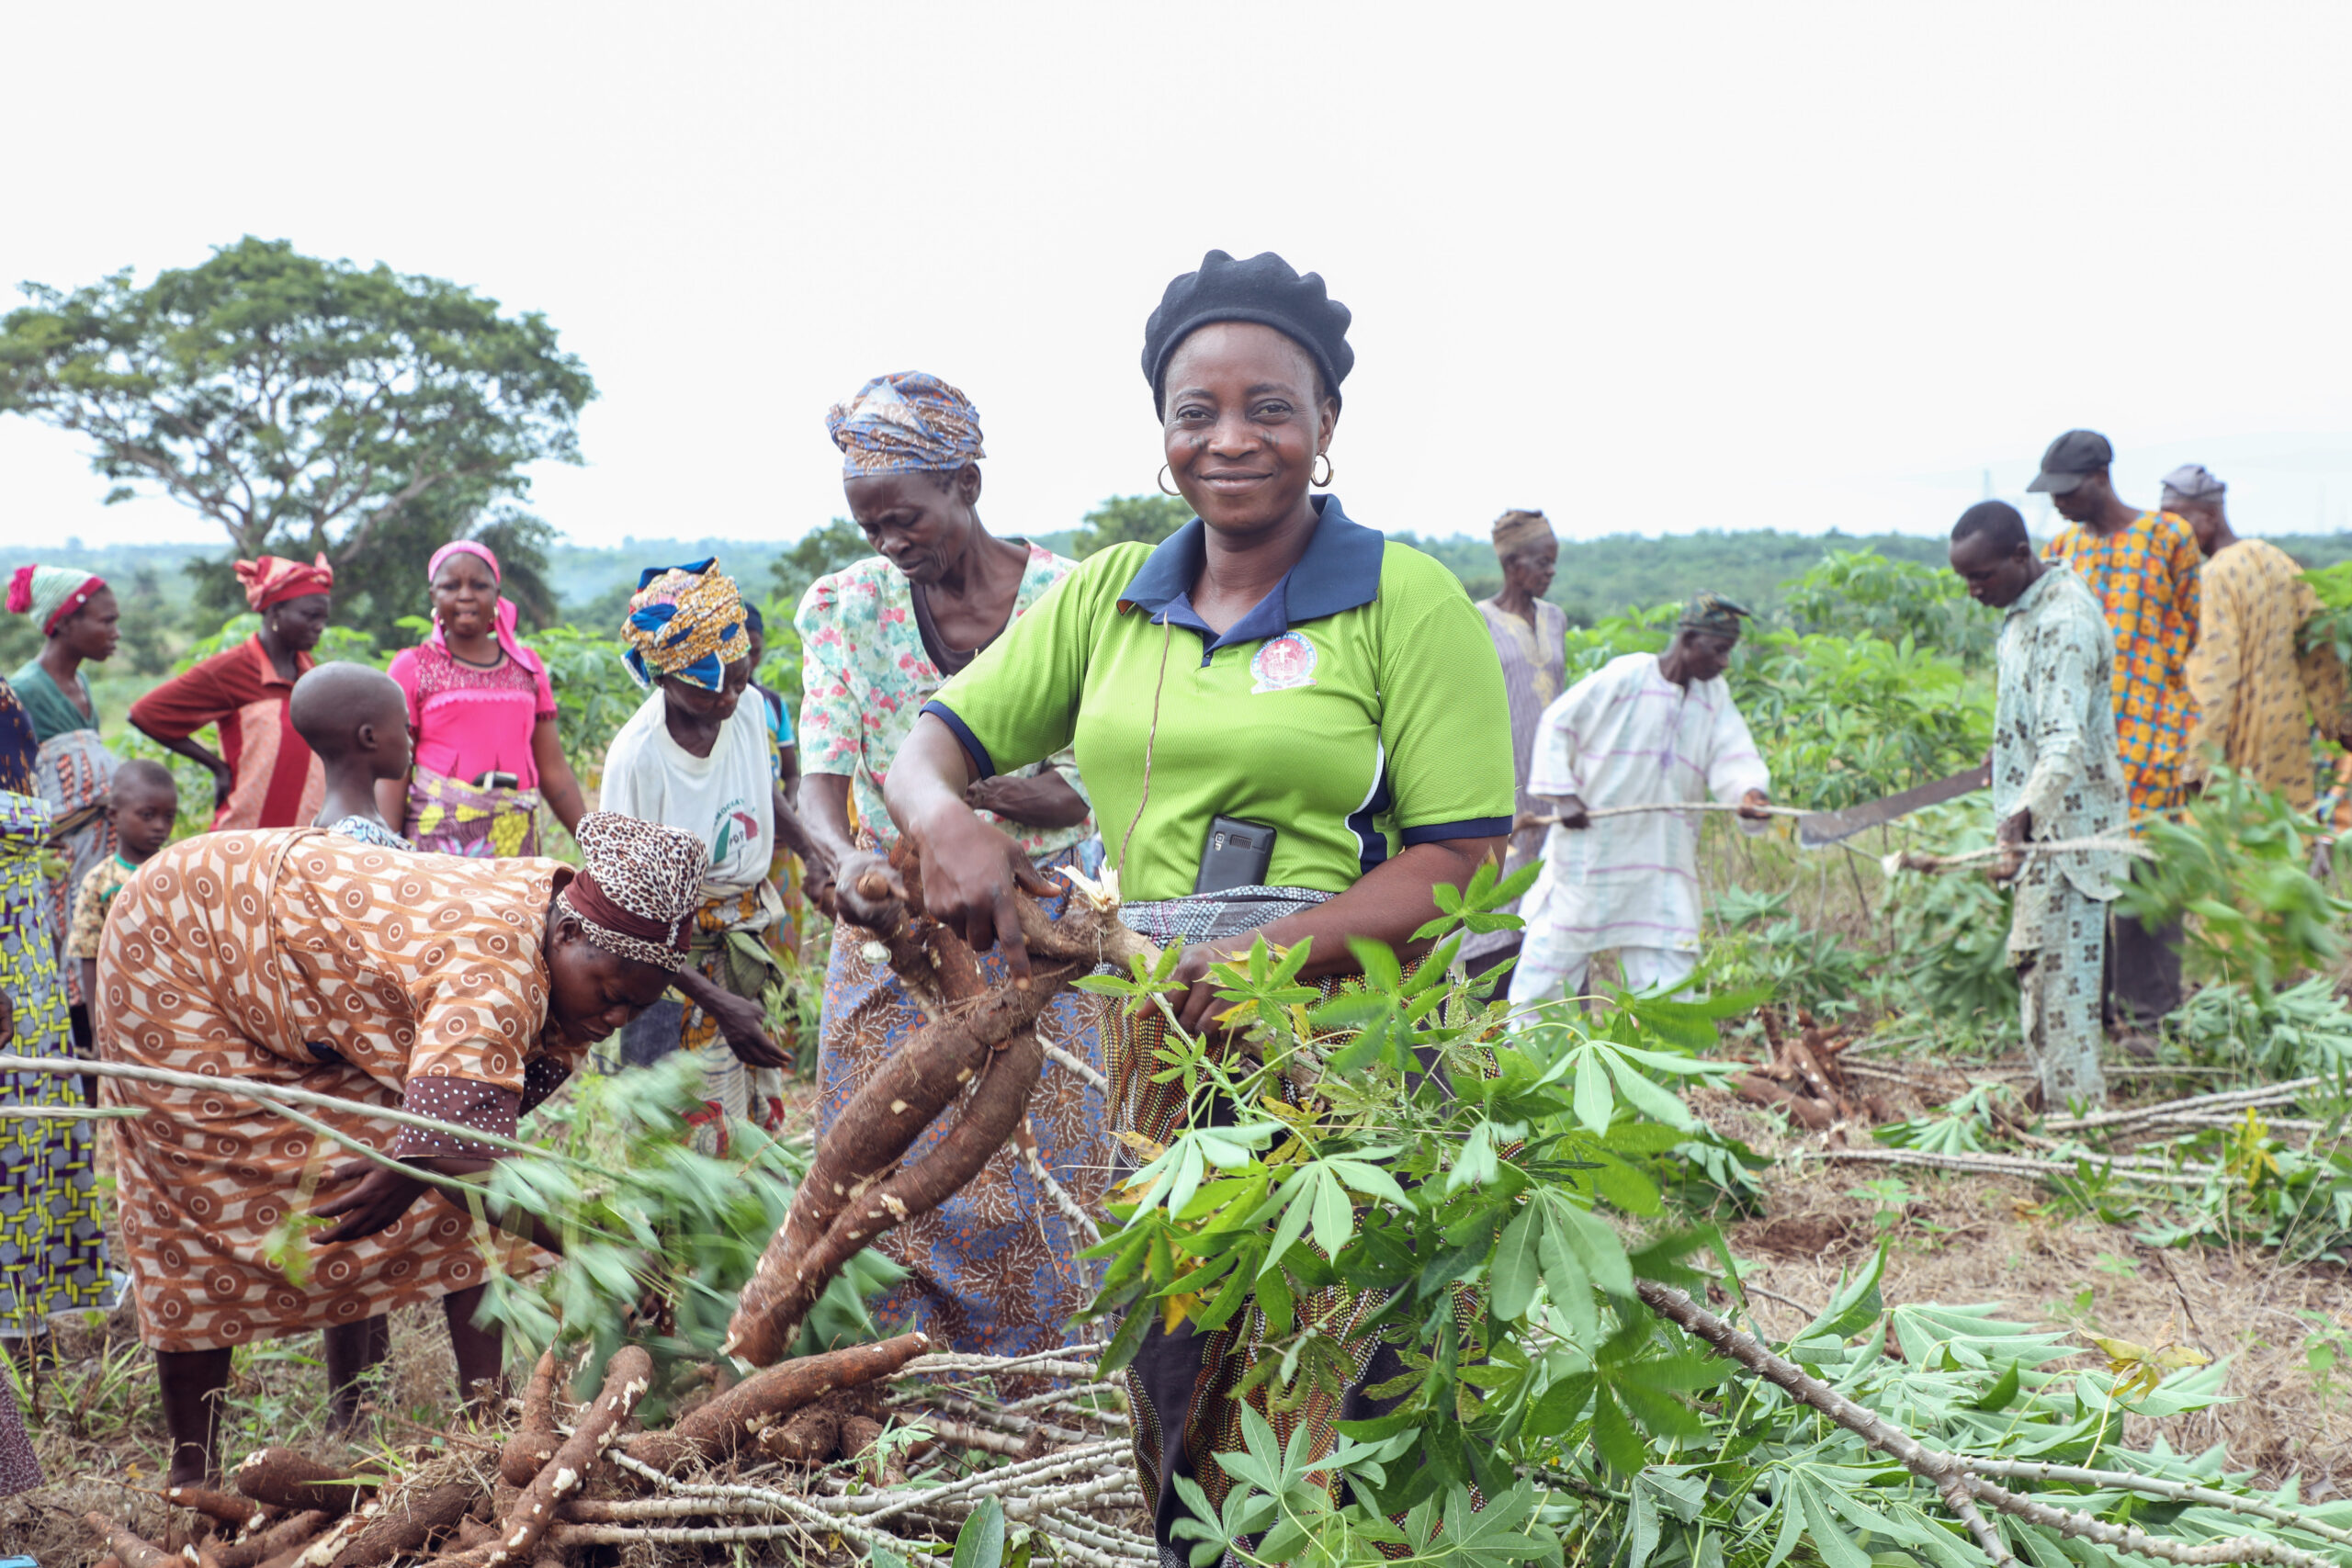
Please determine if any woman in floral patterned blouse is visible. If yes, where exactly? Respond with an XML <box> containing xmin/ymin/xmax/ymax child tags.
<box><xmin>795</xmin><ymin>370</ymin><xmax>1109</xmax><ymax>1357</ymax></box>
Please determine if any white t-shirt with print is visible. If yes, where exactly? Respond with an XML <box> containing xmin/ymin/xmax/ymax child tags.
<box><xmin>599</xmin><ymin>691</ymin><xmax>775</xmax><ymax>897</ymax></box>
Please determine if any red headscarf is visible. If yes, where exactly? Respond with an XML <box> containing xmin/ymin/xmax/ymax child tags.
<box><xmin>233</xmin><ymin>553</ymin><xmax>334</xmax><ymax>611</ymax></box>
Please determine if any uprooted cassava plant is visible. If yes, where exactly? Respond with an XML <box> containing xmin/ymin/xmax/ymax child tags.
<box><xmin>726</xmin><ymin>844</ymin><xmax>1150</xmax><ymax>1363</ymax></box>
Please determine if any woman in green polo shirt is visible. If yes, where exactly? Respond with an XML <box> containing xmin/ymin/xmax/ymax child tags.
<box><xmin>856</xmin><ymin>250</ymin><xmax>1515</xmax><ymax>1553</ymax></box>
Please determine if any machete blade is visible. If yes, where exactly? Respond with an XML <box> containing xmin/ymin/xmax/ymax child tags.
<box><xmin>1796</xmin><ymin>761</ymin><xmax>1992</xmax><ymax>848</ymax></box>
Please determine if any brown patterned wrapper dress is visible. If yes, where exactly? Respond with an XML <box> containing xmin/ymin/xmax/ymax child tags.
<box><xmin>95</xmin><ymin>829</ymin><xmax>576</xmax><ymax>1353</ymax></box>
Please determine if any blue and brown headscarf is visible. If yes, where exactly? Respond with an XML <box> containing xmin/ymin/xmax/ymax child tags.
<box><xmin>623</xmin><ymin>558</ymin><xmax>750</xmax><ymax>692</ymax></box>
<box><xmin>826</xmin><ymin>371</ymin><xmax>986</xmax><ymax>479</ymax></box>
<box><xmin>1679</xmin><ymin>592</ymin><xmax>1753</xmax><ymax>640</ymax></box>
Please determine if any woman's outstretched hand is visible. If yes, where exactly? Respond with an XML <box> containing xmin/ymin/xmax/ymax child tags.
<box><xmin>313</xmin><ymin>1154</ymin><xmax>496</xmax><ymax>1244</ymax></box>
<box><xmin>707</xmin><ymin>989</ymin><xmax>789</xmax><ymax>1070</ymax></box>
<box><xmin>311</xmin><ymin>1159</ymin><xmax>432</xmax><ymax>1244</ymax></box>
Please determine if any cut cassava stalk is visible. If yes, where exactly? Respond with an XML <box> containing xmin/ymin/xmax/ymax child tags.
<box><xmin>1956</xmin><ymin>1458</ymin><xmax>2352</xmax><ymax>1551</ymax></box>
<box><xmin>479</xmin><ymin>1344</ymin><xmax>651</xmax><ymax>1568</ymax></box>
<box><xmin>624</xmin><ymin>1331</ymin><xmax>932</xmax><ymax>1472</ymax></box>
<box><xmin>234</xmin><ymin>1448</ymin><xmax>381</xmax><ymax>1515</ymax></box>
<box><xmin>82</xmin><ymin>1516</ymin><xmax>178</xmax><ymax>1568</ymax></box>
<box><xmin>498</xmin><ymin>1348</ymin><xmax>561</xmax><ymax>1487</ymax></box>
<box><xmin>1635</xmin><ymin>1281</ymin><xmax>2017</xmax><ymax>1565</ymax></box>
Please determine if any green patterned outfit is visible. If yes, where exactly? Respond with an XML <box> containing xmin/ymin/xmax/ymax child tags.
<box><xmin>0</xmin><ymin>684</ymin><xmax>108</xmax><ymax>1333</ymax></box>
<box><xmin>1993</xmin><ymin>565</ymin><xmax>2130</xmax><ymax>1110</ymax></box>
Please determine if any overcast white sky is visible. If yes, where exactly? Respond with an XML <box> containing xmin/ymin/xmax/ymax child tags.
<box><xmin>6</xmin><ymin>1</ymin><xmax>2352</xmax><ymax>556</ymax></box>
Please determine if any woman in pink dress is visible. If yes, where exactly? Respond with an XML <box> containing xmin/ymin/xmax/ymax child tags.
<box><xmin>379</xmin><ymin>542</ymin><xmax>588</xmax><ymax>856</ymax></box>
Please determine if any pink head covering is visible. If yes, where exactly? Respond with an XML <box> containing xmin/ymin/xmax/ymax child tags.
<box><xmin>425</xmin><ymin>539</ymin><xmax>527</xmax><ymax>663</ymax></box>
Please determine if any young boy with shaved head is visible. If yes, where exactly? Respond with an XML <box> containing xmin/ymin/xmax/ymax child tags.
<box><xmin>67</xmin><ymin>758</ymin><xmax>178</xmax><ymax>1028</ymax></box>
<box><xmin>289</xmin><ymin>662</ymin><xmax>416</xmax><ymax>852</ymax></box>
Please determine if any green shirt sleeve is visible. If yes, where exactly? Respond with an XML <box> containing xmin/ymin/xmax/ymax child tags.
<box><xmin>1374</xmin><ymin>547</ymin><xmax>1518</xmax><ymax>840</ymax></box>
<box><xmin>926</xmin><ymin>548</ymin><xmax>1133</xmax><ymax>778</ymax></box>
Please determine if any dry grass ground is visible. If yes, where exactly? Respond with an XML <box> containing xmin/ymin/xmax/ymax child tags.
<box><xmin>1694</xmin><ymin>1086</ymin><xmax>2352</xmax><ymax>1498</ymax></box>
<box><xmin>0</xmin><ymin>1300</ymin><xmax>466</xmax><ymax>1566</ymax></box>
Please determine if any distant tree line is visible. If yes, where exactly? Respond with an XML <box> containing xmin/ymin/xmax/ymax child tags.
<box><xmin>13</xmin><ymin>240</ymin><xmax>2352</xmax><ymax>660</ymax></box>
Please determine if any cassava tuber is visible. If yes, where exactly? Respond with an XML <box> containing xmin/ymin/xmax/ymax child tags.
<box><xmin>625</xmin><ymin>1330</ymin><xmax>931</xmax><ymax>1472</ymax></box>
<box><xmin>482</xmin><ymin>1344</ymin><xmax>650</xmax><ymax>1567</ymax></box>
<box><xmin>167</xmin><ymin>1485</ymin><xmax>260</xmax><ymax>1531</ymax></box>
<box><xmin>498</xmin><ymin>1348</ymin><xmax>561</xmax><ymax>1487</ymax></box>
<box><xmin>201</xmin><ymin>1511</ymin><xmax>329</xmax><ymax>1568</ymax></box>
<box><xmin>725</xmin><ymin>846</ymin><xmax>1146</xmax><ymax>1365</ymax></box>
<box><xmin>81</xmin><ymin>1516</ymin><xmax>177</xmax><ymax>1568</ymax></box>
<box><xmin>754</xmin><ymin>1403</ymin><xmax>841</xmax><ymax>1463</ymax></box>
<box><xmin>323</xmin><ymin>1481</ymin><xmax>475</xmax><ymax>1568</ymax></box>
<box><xmin>233</xmin><ymin>1448</ymin><xmax>379</xmax><ymax>1516</ymax></box>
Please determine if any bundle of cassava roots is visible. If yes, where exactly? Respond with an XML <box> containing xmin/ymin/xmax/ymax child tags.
<box><xmin>88</xmin><ymin>847</ymin><xmax>1157</xmax><ymax>1567</ymax></box>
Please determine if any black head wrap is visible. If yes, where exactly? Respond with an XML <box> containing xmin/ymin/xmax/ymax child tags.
<box><xmin>1141</xmin><ymin>250</ymin><xmax>1353</xmax><ymax>414</ymax></box>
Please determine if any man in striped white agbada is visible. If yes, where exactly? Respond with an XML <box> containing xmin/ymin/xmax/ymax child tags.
<box><xmin>1509</xmin><ymin>594</ymin><xmax>1772</xmax><ymax>1014</ymax></box>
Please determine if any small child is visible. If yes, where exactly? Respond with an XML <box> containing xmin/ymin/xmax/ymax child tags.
<box><xmin>288</xmin><ymin>662</ymin><xmax>416</xmax><ymax>852</ymax></box>
<box><xmin>69</xmin><ymin>758</ymin><xmax>178</xmax><ymax>1011</ymax></box>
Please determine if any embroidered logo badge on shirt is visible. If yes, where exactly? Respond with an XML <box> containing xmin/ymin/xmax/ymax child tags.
<box><xmin>1250</xmin><ymin>633</ymin><xmax>1318</xmax><ymax>694</ymax></box>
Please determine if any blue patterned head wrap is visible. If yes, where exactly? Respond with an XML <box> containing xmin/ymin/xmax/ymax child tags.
<box><xmin>826</xmin><ymin>371</ymin><xmax>986</xmax><ymax>479</ymax></box>
<box><xmin>622</xmin><ymin>558</ymin><xmax>749</xmax><ymax>692</ymax></box>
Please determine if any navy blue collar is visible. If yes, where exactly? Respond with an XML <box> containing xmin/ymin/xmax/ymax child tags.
<box><xmin>1116</xmin><ymin>495</ymin><xmax>1385</xmax><ymax>656</ymax></box>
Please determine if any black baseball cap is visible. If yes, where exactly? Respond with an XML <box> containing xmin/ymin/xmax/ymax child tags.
<box><xmin>2026</xmin><ymin>429</ymin><xmax>2114</xmax><ymax>495</ymax></box>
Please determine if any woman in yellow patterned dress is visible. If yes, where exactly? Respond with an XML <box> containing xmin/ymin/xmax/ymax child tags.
<box><xmin>96</xmin><ymin>811</ymin><xmax>706</xmax><ymax>1484</ymax></box>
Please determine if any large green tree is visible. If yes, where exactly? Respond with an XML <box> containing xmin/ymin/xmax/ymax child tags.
<box><xmin>0</xmin><ymin>236</ymin><xmax>594</xmax><ymax>641</ymax></box>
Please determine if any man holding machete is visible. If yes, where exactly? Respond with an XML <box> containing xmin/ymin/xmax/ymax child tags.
<box><xmin>1508</xmin><ymin>593</ymin><xmax>1773</xmax><ymax>1014</ymax></box>
<box><xmin>1950</xmin><ymin>501</ymin><xmax>2130</xmax><ymax>1110</ymax></box>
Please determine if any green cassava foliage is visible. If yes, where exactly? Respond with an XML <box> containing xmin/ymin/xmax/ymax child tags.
<box><xmin>1067</xmin><ymin>870</ymin><xmax>2325</xmax><ymax>1567</ymax></box>
<box><xmin>2118</xmin><ymin>767</ymin><xmax>2352</xmax><ymax>999</ymax></box>
<box><xmin>470</xmin><ymin>1055</ymin><xmax>897</xmax><ymax>1404</ymax></box>
<box><xmin>1782</xmin><ymin>549</ymin><xmax>1993</xmax><ymax>668</ymax></box>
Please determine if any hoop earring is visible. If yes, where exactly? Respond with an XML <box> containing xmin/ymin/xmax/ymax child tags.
<box><xmin>1158</xmin><ymin>464</ymin><xmax>1182</xmax><ymax>498</ymax></box>
<box><xmin>1312</xmin><ymin>453</ymin><xmax>1335</xmax><ymax>488</ymax></box>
